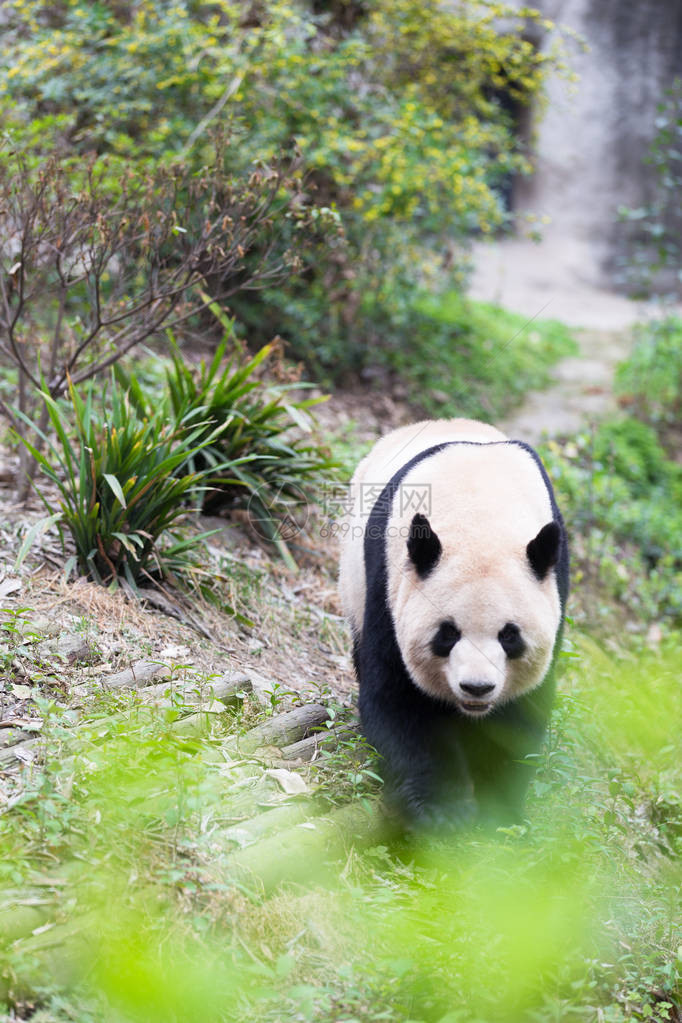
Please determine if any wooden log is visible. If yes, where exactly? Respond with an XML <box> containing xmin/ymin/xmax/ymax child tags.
<box><xmin>0</xmin><ymin>720</ymin><xmax>42</xmax><ymax>750</ymax></box>
<box><xmin>239</xmin><ymin>704</ymin><xmax>331</xmax><ymax>753</ymax></box>
<box><xmin>0</xmin><ymin>903</ymin><xmax>47</xmax><ymax>946</ymax></box>
<box><xmin>101</xmin><ymin>659</ymin><xmax>171</xmax><ymax>690</ymax></box>
<box><xmin>0</xmin><ymin>861</ymin><xmax>84</xmax><ymax>952</ymax></box>
<box><xmin>139</xmin><ymin>671</ymin><xmax>252</xmax><ymax>708</ymax></box>
<box><xmin>0</xmin><ymin>737</ymin><xmax>39</xmax><ymax>766</ymax></box>
<box><xmin>170</xmin><ymin>710</ymin><xmax>231</xmax><ymax>739</ymax></box>
<box><xmin>71</xmin><ymin>659</ymin><xmax>171</xmax><ymax>699</ymax></box>
<box><xmin>220</xmin><ymin>800</ymin><xmax>314</xmax><ymax>848</ymax></box>
<box><xmin>220</xmin><ymin>798</ymin><xmax>387</xmax><ymax>895</ymax></box>
<box><xmin>281</xmin><ymin>725</ymin><xmax>357</xmax><ymax>762</ymax></box>
<box><xmin>0</xmin><ymin>907</ymin><xmax>99</xmax><ymax>1006</ymax></box>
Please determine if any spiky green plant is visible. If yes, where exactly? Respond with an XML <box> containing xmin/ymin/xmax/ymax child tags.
<box><xmin>14</xmin><ymin>379</ymin><xmax>226</xmax><ymax>588</ymax></box>
<box><xmin>118</xmin><ymin>330</ymin><xmax>337</xmax><ymax>564</ymax></box>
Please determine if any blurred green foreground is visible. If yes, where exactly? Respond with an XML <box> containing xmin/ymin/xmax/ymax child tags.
<box><xmin>0</xmin><ymin>641</ymin><xmax>680</xmax><ymax>1023</ymax></box>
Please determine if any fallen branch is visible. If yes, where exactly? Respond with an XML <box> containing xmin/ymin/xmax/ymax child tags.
<box><xmin>240</xmin><ymin>704</ymin><xmax>331</xmax><ymax>753</ymax></box>
<box><xmin>281</xmin><ymin>724</ymin><xmax>358</xmax><ymax>763</ymax></box>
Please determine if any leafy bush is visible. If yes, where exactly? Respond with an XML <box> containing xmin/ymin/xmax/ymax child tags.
<box><xmin>15</xmin><ymin>380</ymin><xmax>221</xmax><ymax>588</ymax></box>
<box><xmin>0</xmin><ymin>140</ymin><xmax>315</xmax><ymax>498</ymax></box>
<box><xmin>16</xmin><ymin>333</ymin><xmax>337</xmax><ymax>582</ymax></box>
<box><xmin>0</xmin><ymin>0</ymin><xmax>553</xmax><ymax>226</ymax></box>
<box><xmin>0</xmin><ymin>1</ymin><xmax>240</xmax><ymax>165</ymax></box>
<box><xmin>542</xmin><ymin>420</ymin><xmax>682</xmax><ymax>629</ymax></box>
<box><xmin>616</xmin><ymin>316</ymin><xmax>682</xmax><ymax>426</ymax></box>
<box><xmin>0</xmin><ymin>0</ymin><xmax>566</xmax><ymax>396</ymax></box>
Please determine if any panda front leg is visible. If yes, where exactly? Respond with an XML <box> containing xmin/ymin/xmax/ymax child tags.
<box><xmin>462</xmin><ymin>688</ymin><xmax>554</xmax><ymax>826</ymax></box>
<box><xmin>357</xmin><ymin>643</ymin><xmax>476</xmax><ymax>829</ymax></box>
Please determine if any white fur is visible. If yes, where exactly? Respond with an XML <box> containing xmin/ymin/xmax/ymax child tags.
<box><xmin>338</xmin><ymin>419</ymin><xmax>506</xmax><ymax>630</ymax></box>
<box><xmin>338</xmin><ymin>418</ymin><xmax>562</xmax><ymax>716</ymax></box>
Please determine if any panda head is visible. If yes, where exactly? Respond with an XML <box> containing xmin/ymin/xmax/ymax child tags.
<box><xmin>394</xmin><ymin>513</ymin><xmax>562</xmax><ymax>717</ymax></box>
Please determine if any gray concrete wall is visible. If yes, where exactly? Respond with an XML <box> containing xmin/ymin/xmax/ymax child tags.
<box><xmin>511</xmin><ymin>0</ymin><xmax>682</xmax><ymax>288</ymax></box>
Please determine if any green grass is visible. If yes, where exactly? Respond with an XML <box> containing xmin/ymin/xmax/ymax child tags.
<box><xmin>0</xmin><ymin>640</ymin><xmax>679</xmax><ymax>1023</ymax></box>
<box><xmin>615</xmin><ymin>315</ymin><xmax>682</xmax><ymax>426</ymax></box>
<box><xmin>539</xmin><ymin>415</ymin><xmax>682</xmax><ymax>634</ymax></box>
<box><xmin>390</xmin><ymin>292</ymin><xmax>577</xmax><ymax>419</ymax></box>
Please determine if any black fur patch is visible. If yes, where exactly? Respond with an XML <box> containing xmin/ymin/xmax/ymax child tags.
<box><xmin>526</xmin><ymin>520</ymin><xmax>561</xmax><ymax>582</ymax></box>
<box><xmin>510</xmin><ymin>441</ymin><xmax>569</xmax><ymax>609</ymax></box>
<box><xmin>407</xmin><ymin>513</ymin><xmax>442</xmax><ymax>578</ymax></box>
<box><xmin>431</xmin><ymin>619</ymin><xmax>462</xmax><ymax>657</ymax></box>
<box><xmin>498</xmin><ymin>622</ymin><xmax>526</xmax><ymax>659</ymax></box>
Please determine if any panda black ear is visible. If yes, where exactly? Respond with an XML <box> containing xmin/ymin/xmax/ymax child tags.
<box><xmin>527</xmin><ymin>521</ymin><xmax>561</xmax><ymax>581</ymax></box>
<box><xmin>407</xmin><ymin>513</ymin><xmax>442</xmax><ymax>579</ymax></box>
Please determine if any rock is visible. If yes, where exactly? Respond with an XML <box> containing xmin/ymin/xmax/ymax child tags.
<box><xmin>56</xmin><ymin>635</ymin><xmax>95</xmax><ymax>664</ymax></box>
<box><xmin>32</xmin><ymin>633</ymin><xmax>97</xmax><ymax>667</ymax></box>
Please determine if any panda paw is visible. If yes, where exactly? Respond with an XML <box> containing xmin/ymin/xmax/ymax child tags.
<box><xmin>415</xmin><ymin>796</ymin><xmax>477</xmax><ymax>835</ymax></box>
<box><xmin>390</xmin><ymin>788</ymin><xmax>477</xmax><ymax>835</ymax></box>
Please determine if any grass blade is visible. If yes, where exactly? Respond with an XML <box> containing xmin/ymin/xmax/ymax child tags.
<box><xmin>14</xmin><ymin>512</ymin><xmax>63</xmax><ymax>570</ymax></box>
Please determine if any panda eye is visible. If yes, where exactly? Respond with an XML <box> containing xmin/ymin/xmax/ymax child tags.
<box><xmin>498</xmin><ymin>622</ymin><xmax>526</xmax><ymax>660</ymax></box>
<box><xmin>431</xmin><ymin>620</ymin><xmax>462</xmax><ymax>657</ymax></box>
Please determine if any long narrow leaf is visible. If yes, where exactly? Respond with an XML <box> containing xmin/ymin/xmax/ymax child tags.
<box><xmin>14</xmin><ymin>512</ymin><xmax>63</xmax><ymax>570</ymax></box>
<box><xmin>103</xmin><ymin>473</ymin><xmax>128</xmax><ymax>509</ymax></box>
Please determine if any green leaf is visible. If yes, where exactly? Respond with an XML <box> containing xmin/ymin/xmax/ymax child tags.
<box><xmin>111</xmin><ymin>532</ymin><xmax>142</xmax><ymax>556</ymax></box>
<box><xmin>14</xmin><ymin>513</ymin><xmax>63</xmax><ymax>571</ymax></box>
<box><xmin>103</xmin><ymin>473</ymin><xmax>127</xmax><ymax>508</ymax></box>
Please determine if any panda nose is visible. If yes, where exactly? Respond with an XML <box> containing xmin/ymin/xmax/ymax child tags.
<box><xmin>460</xmin><ymin>680</ymin><xmax>496</xmax><ymax>697</ymax></box>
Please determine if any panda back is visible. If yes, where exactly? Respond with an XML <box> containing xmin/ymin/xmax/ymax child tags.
<box><xmin>338</xmin><ymin>419</ymin><xmax>508</xmax><ymax>634</ymax></box>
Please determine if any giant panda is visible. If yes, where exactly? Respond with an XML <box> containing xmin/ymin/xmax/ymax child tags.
<box><xmin>338</xmin><ymin>418</ymin><xmax>569</xmax><ymax>827</ymax></box>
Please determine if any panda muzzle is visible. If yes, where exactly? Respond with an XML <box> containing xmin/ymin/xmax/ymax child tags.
<box><xmin>460</xmin><ymin>680</ymin><xmax>496</xmax><ymax>698</ymax></box>
<box><xmin>458</xmin><ymin>680</ymin><xmax>496</xmax><ymax>712</ymax></box>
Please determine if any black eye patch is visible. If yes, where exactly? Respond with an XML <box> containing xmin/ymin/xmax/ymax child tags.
<box><xmin>431</xmin><ymin>620</ymin><xmax>462</xmax><ymax>657</ymax></box>
<box><xmin>498</xmin><ymin>622</ymin><xmax>526</xmax><ymax>659</ymax></box>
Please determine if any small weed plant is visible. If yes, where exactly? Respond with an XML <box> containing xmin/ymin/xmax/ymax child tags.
<box><xmin>0</xmin><ymin>607</ymin><xmax>42</xmax><ymax>680</ymax></box>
